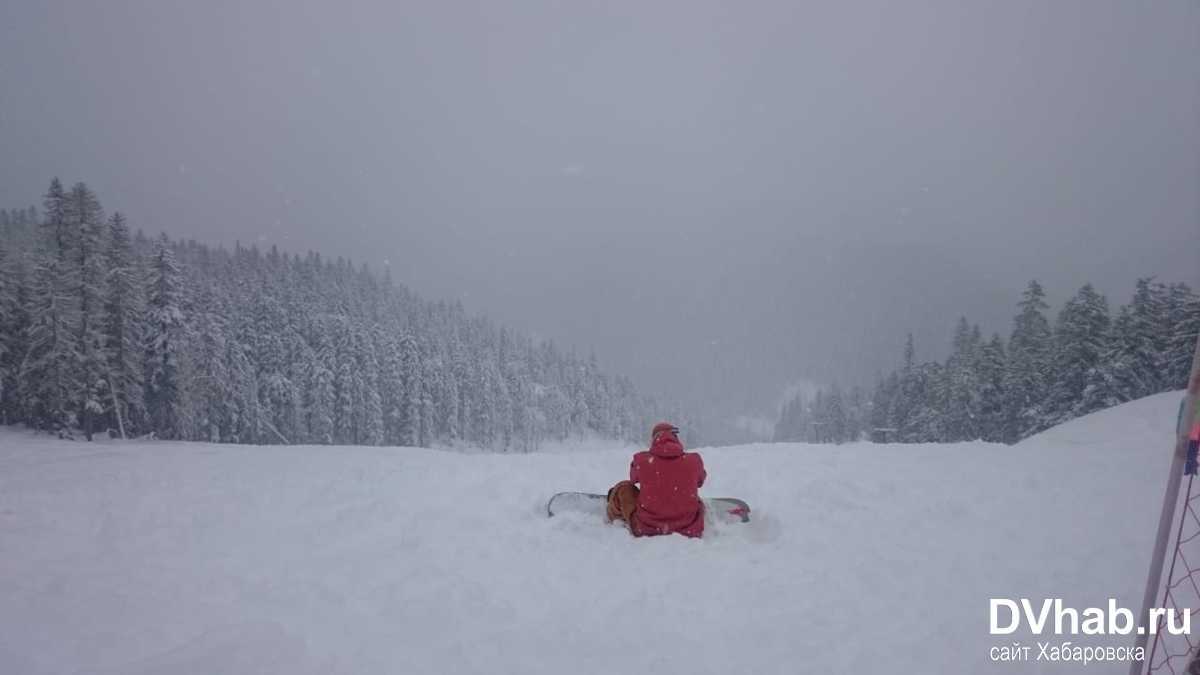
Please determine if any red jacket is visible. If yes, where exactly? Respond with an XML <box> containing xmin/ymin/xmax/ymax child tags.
<box><xmin>629</xmin><ymin>431</ymin><xmax>706</xmax><ymax>538</ymax></box>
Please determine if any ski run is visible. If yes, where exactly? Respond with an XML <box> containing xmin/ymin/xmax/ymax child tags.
<box><xmin>0</xmin><ymin>391</ymin><xmax>1182</xmax><ymax>674</ymax></box>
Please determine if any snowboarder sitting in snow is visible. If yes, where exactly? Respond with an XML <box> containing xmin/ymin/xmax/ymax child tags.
<box><xmin>606</xmin><ymin>422</ymin><xmax>706</xmax><ymax>538</ymax></box>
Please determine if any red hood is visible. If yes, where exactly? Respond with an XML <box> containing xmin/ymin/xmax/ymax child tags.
<box><xmin>649</xmin><ymin>433</ymin><xmax>685</xmax><ymax>458</ymax></box>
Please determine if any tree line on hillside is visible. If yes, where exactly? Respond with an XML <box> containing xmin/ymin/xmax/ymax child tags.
<box><xmin>0</xmin><ymin>179</ymin><xmax>689</xmax><ymax>450</ymax></box>
<box><xmin>775</xmin><ymin>279</ymin><xmax>1200</xmax><ymax>445</ymax></box>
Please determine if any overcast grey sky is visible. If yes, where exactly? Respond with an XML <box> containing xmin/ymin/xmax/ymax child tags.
<box><xmin>2</xmin><ymin>0</ymin><xmax>1197</xmax><ymax>439</ymax></box>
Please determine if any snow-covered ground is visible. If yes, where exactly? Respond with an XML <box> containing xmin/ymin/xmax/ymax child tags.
<box><xmin>0</xmin><ymin>392</ymin><xmax>1183</xmax><ymax>674</ymax></box>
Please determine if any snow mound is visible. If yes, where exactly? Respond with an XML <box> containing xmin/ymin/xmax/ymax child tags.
<box><xmin>0</xmin><ymin>392</ymin><xmax>1184</xmax><ymax>674</ymax></box>
<box><xmin>1020</xmin><ymin>390</ymin><xmax>1182</xmax><ymax>449</ymax></box>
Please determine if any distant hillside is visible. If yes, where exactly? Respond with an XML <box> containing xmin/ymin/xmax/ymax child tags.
<box><xmin>0</xmin><ymin>181</ymin><xmax>689</xmax><ymax>449</ymax></box>
<box><xmin>775</xmin><ymin>277</ymin><xmax>1198</xmax><ymax>446</ymax></box>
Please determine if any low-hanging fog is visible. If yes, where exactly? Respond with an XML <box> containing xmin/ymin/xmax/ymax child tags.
<box><xmin>2</xmin><ymin>0</ymin><xmax>1196</xmax><ymax>442</ymax></box>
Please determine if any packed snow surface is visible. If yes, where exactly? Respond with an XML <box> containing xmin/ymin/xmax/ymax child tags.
<box><xmin>0</xmin><ymin>392</ymin><xmax>1183</xmax><ymax>674</ymax></box>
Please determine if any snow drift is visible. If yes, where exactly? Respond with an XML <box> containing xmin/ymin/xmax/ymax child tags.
<box><xmin>0</xmin><ymin>391</ymin><xmax>1182</xmax><ymax>674</ymax></box>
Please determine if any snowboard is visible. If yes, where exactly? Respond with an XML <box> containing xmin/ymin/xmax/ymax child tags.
<box><xmin>546</xmin><ymin>491</ymin><xmax>751</xmax><ymax>524</ymax></box>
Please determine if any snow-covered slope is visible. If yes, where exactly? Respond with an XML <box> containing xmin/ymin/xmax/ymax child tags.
<box><xmin>0</xmin><ymin>392</ymin><xmax>1182</xmax><ymax>674</ymax></box>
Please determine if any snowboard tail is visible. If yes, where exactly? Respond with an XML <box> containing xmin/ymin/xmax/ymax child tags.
<box><xmin>546</xmin><ymin>491</ymin><xmax>751</xmax><ymax>524</ymax></box>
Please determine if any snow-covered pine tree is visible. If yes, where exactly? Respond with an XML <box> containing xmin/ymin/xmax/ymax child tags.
<box><xmin>809</xmin><ymin>389</ymin><xmax>827</xmax><ymax>442</ymax></box>
<box><xmin>68</xmin><ymin>183</ymin><xmax>109</xmax><ymax>440</ymax></box>
<box><xmin>103</xmin><ymin>212</ymin><xmax>145</xmax><ymax>436</ymax></box>
<box><xmin>189</xmin><ymin>284</ymin><xmax>231</xmax><ymax>442</ymax></box>
<box><xmin>1</xmin><ymin>245</ymin><xmax>32</xmax><ymax>425</ymax></box>
<box><xmin>1041</xmin><ymin>284</ymin><xmax>1110</xmax><ymax>425</ymax></box>
<box><xmin>378</xmin><ymin>332</ymin><xmax>406</xmax><ymax>446</ymax></box>
<box><xmin>225</xmin><ymin>292</ymin><xmax>259</xmax><ymax>444</ymax></box>
<box><xmin>1078</xmin><ymin>305</ymin><xmax>1136</xmax><ymax>411</ymax></box>
<box><xmin>355</xmin><ymin>328</ymin><xmax>384</xmax><ymax>446</ymax></box>
<box><xmin>869</xmin><ymin>372</ymin><xmax>898</xmax><ymax>441</ymax></box>
<box><xmin>1003</xmin><ymin>280</ymin><xmax>1053</xmax><ymax>441</ymax></box>
<box><xmin>418</xmin><ymin>334</ymin><xmax>438</xmax><ymax>446</ymax></box>
<box><xmin>907</xmin><ymin>361</ymin><xmax>945</xmax><ymax>443</ymax></box>
<box><xmin>21</xmin><ymin>260</ymin><xmax>77</xmax><ymax>434</ymax></box>
<box><xmin>0</xmin><ymin>236</ymin><xmax>13</xmax><ymax>423</ymax></box>
<box><xmin>1164</xmin><ymin>283</ymin><xmax>1200</xmax><ymax>389</ymax></box>
<box><xmin>503</xmin><ymin>346</ymin><xmax>533</xmax><ymax>451</ymax></box>
<box><xmin>301</xmin><ymin>331</ymin><xmax>335</xmax><ymax>444</ymax></box>
<box><xmin>397</xmin><ymin>331</ymin><xmax>422</xmax><ymax>446</ymax></box>
<box><xmin>826</xmin><ymin>383</ymin><xmax>848</xmax><ymax>444</ymax></box>
<box><xmin>975</xmin><ymin>333</ymin><xmax>1008</xmax><ymax>442</ymax></box>
<box><xmin>1126</xmin><ymin>278</ymin><xmax>1171</xmax><ymax>396</ymax></box>
<box><xmin>143</xmin><ymin>234</ymin><xmax>184</xmax><ymax>438</ymax></box>
<box><xmin>492</xmin><ymin>357</ymin><xmax>513</xmax><ymax>450</ymax></box>
<box><xmin>941</xmin><ymin>317</ymin><xmax>981</xmax><ymax>441</ymax></box>
<box><xmin>583</xmin><ymin>352</ymin><xmax>606</xmax><ymax>436</ymax></box>
<box><xmin>893</xmin><ymin>333</ymin><xmax>923</xmax><ymax>442</ymax></box>
<box><xmin>250</xmin><ymin>292</ymin><xmax>293</xmax><ymax>444</ymax></box>
<box><xmin>42</xmin><ymin>178</ymin><xmax>72</xmax><ymax>264</ymax></box>
<box><xmin>474</xmin><ymin>358</ymin><xmax>499</xmax><ymax>448</ymax></box>
<box><xmin>1093</xmin><ymin>279</ymin><xmax>1169</xmax><ymax>406</ymax></box>
<box><xmin>436</xmin><ymin>344</ymin><xmax>459</xmax><ymax>443</ymax></box>
<box><xmin>493</xmin><ymin>333</ymin><xmax>517</xmax><ymax>449</ymax></box>
<box><xmin>566</xmin><ymin>355</ymin><xmax>590</xmax><ymax>438</ymax></box>
<box><xmin>333</xmin><ymin>331</ymin><xmax>357</xmax><ymax>445</ymax></box>
<box><xmin>453</xmin><ymin>340</ymin><xmax>474</xmax><ymax>443</ymax></box>
<box><xmin>21</xmin><ymin>179</ymin><xmax>81</xmax><ymax>435</ymax></box>
<box><xmin>846</xmin><ymin>385</ymin><xmax>867</xmax><ymax>441</ymax></box>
